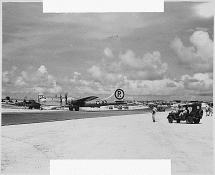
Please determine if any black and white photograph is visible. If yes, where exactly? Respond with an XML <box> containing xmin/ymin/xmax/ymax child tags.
<box><xmin>1</xmin><ymin>1</ymin><xmax>213</xmax><ymax>174</ymax></box>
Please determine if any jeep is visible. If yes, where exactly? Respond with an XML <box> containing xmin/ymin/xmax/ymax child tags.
<box><xmin>167</xmin><ymin>103</ymin><xmax>203</xmax><ymax>124</ymax></box>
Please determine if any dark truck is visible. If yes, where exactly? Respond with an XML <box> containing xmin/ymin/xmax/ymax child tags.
<box><xmin>167</xmin><ymin>103</ymin><xmax>203</xmax><ymax>124</ymax></box>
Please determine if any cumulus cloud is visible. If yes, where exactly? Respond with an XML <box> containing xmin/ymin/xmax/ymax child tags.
<box><xmin>111</xmin><ymin>71</ymin><xmax>212</xmax><ymax>99</ymax></box>
<box><xmin>119</xmin><ymin>50</ymin><xmax>168</xmax><ymax>80</ymax></box>
<box><xmin>38</xmin><ymin>65</ymin><xmax>48</xmax><ymax>74</ymax></box>
<box><xmin>104</xmin><ymin>47</ymin><xmax>114</xmax><ymax>58</ymax></box>
<box><xmin>190</xmin><ymin>31</ymin><xmax>213</xmax><ymax>60</ymax></box>
<box><xmin>2</xmin><ymin>65</ymin><xmax>63</xmax><ymax>95</ymax></box>
<box><xmin>71</xmin><ymin>66</ymin><xmax>213</xmax><ymax>99</ymax></box>
<box><xmin>34</xmin><ymin>86</ymin><xmax>46</xmax><ymax>93</ymax></box>
<box><xmin>50</xmin><ymin>80</ymin><xmax>62</xmax><ymax>93</ymax></box>
<box><xmin>88</xmin><ymin>67</ymin><xmax>180</xmax><ymax>96</ymax></box>
<box><xmin>87</xmin><ymin>49</ymin><xmax>169</xmax><ymax>93</ymax></box>
<box><xmin>31</xmin><ymin>66</ymin><xmax>63</xmax><ymax>94</ymax></box>
<box><xmin>74</xmin><ymin>71</ymin><xmax>81</xmax><ymax>76</ymax></box>
<box><xmin>2</xmin><ymin>71</ymin><xmax>11</xmax><ymax>84</ymax></box>
<box><xmin>69</xmin><ymin>72</ymin><xmax>91</xmax><ymax>86</ymax></box>
<box><xmin>181</xmin><ymin>73</ymin><xmax>213</xmax><ymax>92</ymax></box>
<box><xmin>193</xmin><ymin>2</ymin><xmax>214</xmax><ymax>18</ymax></box>
<box><xmin>13</xmin><ymin>71</ymin><xmax>29</xmax><ymax>87</ymax></box>
<box><xmin>166</xmin><ymin>82</ymin><xmax>177</xmax><ymax>87</ymax></box>
<box><xmin>21</xmin><ymin>71</ymin><xmax>28</xmax><ymax>79</ymax></box>
<box><xmin>120</xmin><ymin>78</ymin><xmax>181</xmax><ymax>96</ymax></box>
<box><xmin>88</xmin><ymin>65</ymin><xmax>103</xmax><ymax>81</ymax></box>
<box><xmin>15</xmin><ymin>77</ymin><xmax>27</xmax><ymax>86</ymax></box>
<box><xmin>31</xmin><ymin>65</ymin><xmax>56</xmax><ymax>86</ymax></box>
<box><xmin>87</xmin><ymin>65</ymin><xmax>124</xmax><ymax>86</ymax></box>
<box><xmin>181</xmin><ymin>75</ymin><xmax>198</xmax><ymax>83</ymax></box>
<box><xmin>2</xmin><ymin>66</ymin><xmax>17</xmax><ymax>84</ymax></box>
<box><xmin>70</xmin><ymin>72</ymin><xmax>82</xmax><ymax>82</ymax></box>
<box><xmin>197</xmin><ymin>91</ymin><xmax>213</xmax><ymax>97</ymax></box>
<box><xmin>171</xmin><ymin>30</ymin><xmax>213</xmax><ymax>73</ymax></box>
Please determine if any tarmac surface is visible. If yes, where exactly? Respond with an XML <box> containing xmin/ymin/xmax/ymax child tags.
<box><xmin>2</xmin><ymin>108</ymin><xmax>149</xmax><ymax>126</ymax></box>
<box><xmin>1</xmin><ymin>109</ymin><xmax>213</xmax><ymax>175</ymax></box>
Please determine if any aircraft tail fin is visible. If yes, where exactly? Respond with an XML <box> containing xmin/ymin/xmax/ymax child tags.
<box><xmin>103</xmin><ymin>88</ymin><xmax>125</xmax><ymax>101</ymax></box>
<box><xmin>103</xmin><ymin>91</ymin><xmax>115</xmax><ymax>100</ymax></box>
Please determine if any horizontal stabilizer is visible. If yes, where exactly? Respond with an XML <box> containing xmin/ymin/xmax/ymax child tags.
<box><xmin>115</xmin><ymin>100</ymin><xmax>126</xmax><ymax>104</ymax></box>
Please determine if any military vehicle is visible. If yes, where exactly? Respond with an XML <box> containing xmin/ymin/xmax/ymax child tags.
<box><xmin>167</xmin><ymin>103</ymin><xmax>203</xmax><ymax>124</ymax></box>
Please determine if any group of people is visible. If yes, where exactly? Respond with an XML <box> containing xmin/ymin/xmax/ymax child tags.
<box><xmin>178</xmin><ymin>106</ymin><xmax>189</xmax><ymax>120</ymax></box>
<box><xmin>205</xmin><ymin>105</ymin><xmax>213</xmax><ymax>116</ymax></box>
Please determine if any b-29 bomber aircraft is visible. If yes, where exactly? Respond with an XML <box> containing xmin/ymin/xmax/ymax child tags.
<box><xmin>67</xmin><ymin>88</ymin><xmax>126</xmax><ymax>111</ymax></box>
<box><xmin>38</xmin><ymin>89</ymin><xmax>126</xmax><ymax>111</ymax></box>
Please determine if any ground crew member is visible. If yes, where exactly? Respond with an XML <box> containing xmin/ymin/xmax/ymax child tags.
<box><xmin>205</xmin><ymin>105</ymin><xmax>209</xmax><ymax>116</ymax></box>
<box><xmin>152</xmin><ymin>106</ymin><xmax>157</xmax><ymax>122</ymax></box>
<box><xmin>208</xmin><ymin>106</ymin><xmax>213</xmax><ymax>116</ymax></box>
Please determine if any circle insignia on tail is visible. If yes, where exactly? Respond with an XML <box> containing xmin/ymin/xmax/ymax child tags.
<box><xmin>115</xmin><ymin>89</ymin><xmax>124</xmax><ymax>100</ymax></box>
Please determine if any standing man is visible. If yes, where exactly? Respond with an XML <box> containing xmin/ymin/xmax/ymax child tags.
<box><xmin>23</xmin><ymin>99</ymin><xmax>26</xmax><ymax>109</ymax></box>
<box><xmin>152</xmin><ymin>106</ymin><xmax>157</xmax><ymax>122</ymax></box>
<box><xmin>205</xmin><ymin>105</ymin><xmax>209</xmax><ymax>116</ymax></box>
<box><xmin>208</xmin><ymin>106</ymin><xmax>213</xmax><ymax>116</ymax></box>
<box><xmin>60</xmin><ymin>94</ymin><xmax>62</xmax><ymax>109</ymax></box>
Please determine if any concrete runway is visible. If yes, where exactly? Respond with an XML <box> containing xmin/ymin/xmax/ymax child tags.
<box><xmin>2</xmin><ymin>108</ymin><xmax>149</xmax><ymax>126</ymax></box>
<box><xmin>1</xmin><ymin>110</ymin><xmax>213</xmax><ymax>175</ymax></box>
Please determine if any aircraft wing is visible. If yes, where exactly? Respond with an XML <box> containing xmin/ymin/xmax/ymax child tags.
<box><xmin>76</xmin><ymin>96</ymin><xmax>99</xmax><ymax>103</ymax></box>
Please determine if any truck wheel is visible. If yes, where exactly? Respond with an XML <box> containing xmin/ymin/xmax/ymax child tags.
<box><xmin>69</xmin><ymin>106</ymin><xmax>73</xmax><ymax>111</ymax></box>
<box><xmin>75</xmin><ymin>106</ymin><xmax>79</xmax><ymax>111</ymax></box>
<box><xmin>194</xmin><ymin>119</ymin><xmax>200</xmax><ymax>124</ymax></box>
<box><xmin>186</xmin><ymin>116</ymin><xmax>193</xmax><ymax>124</ymax></box>
<box><xmin>177</xmin><ymin>119</ymin><xmax>180</xmax><ymax>123</ymax></box>
<box><xmin>168</xmin><ymin>116</ymin><xmax>173</xmax><ymax>123</ymax></box>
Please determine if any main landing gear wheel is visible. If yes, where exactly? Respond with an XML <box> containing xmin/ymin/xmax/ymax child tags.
<box><xmin>75</xmin><ymin>106</ymin><xmax>79</xmax><ymax>111</ymax></box>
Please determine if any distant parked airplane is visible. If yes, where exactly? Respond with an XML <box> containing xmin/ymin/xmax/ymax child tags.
<box><xmin>37</xmin><ymin>93</ymin><xmax>65</xmax><ymax>110</ymax></box>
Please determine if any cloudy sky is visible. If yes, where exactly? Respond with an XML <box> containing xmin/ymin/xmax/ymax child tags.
<box><xmin>2</xmin><ymin>1</ymin><xmax>214</xmax><ymax>101</ymax></box>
